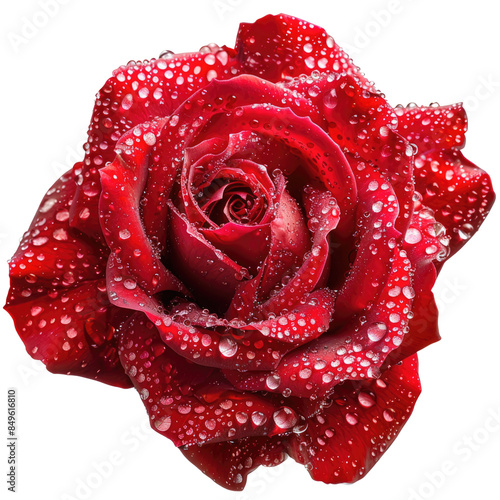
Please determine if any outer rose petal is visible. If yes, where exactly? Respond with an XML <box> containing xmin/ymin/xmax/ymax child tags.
<box><xmin>5</xmin><ymin>173</ymin><xmax>131</xmax><ymax>387</ymax></box>
<box><xmin>286</xmin><ymin>354</ymin><xmax>421</xmax><ymax>483</ymax></box>
<box><xmin>235</xmin><ymin>14</ymin><xmax>372</xmax><ymax>89</ymax></box>
<box><xmin>395</xmin><ymin>103</ymin><xmax>467</xmax><ymax>153</ymax></box>
<box><xmin>413</xmin><ymin>148</ymin><xmax>495</xmax><ymax>259</ymax></box>
<box><xmin>180</xmin><ymin>436</ymin><xmax>287</xmax><ymax>491</ymax></box>
<box><xmin>118</xmin><ymin>313</ymin><xmax>300</xmax><ymax>447</ymax></box>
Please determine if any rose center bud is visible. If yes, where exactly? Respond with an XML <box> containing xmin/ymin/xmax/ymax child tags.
<box><xmin>197</xmin><ymin>175</ymin><xmax>268</xmax><ymax>227</ymax></box>
<box><xmin>178</xmin><ymin>151</ymin><xmax>280</xmax><ymax>273</ymax></box>
<box><xmin>165</xmin><ymin>137</ymin><xmax>288</xmax><ymax>314</ymax></box>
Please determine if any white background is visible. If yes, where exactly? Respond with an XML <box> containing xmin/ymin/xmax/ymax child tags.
<box><xmin>1</xmin><ymin>1</ymin><xmax>499</xmax><ymax>499</ymax></box>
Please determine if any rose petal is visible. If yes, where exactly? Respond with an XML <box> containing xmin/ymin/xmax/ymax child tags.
<box><xmin>99</xmin><ymin>119</ymin><xmax>187</xmax><ymax>297</ymax></box>
<box><xmin>5</xmin><ymin>173</ymin><xmax>130</xmax><ymax>387</ymax></box>
<box><xmin>413</xmin><ymin>148</ymin><xmax>495</xmax><ymax>259</ymax></box>
<box><xmin>259</xmin><ymin>188</ymin><xmax>340</xmax><ymax>316</ymax></box>
<box><xmin>118</xmin><ymin>313</ymin><xmax>299</xmax><ymax>447</ymax></box>
<box><xmin>180</xmin><ymin>435</ymin><xmax>287</xmax><ymax>490</ymax></box>
<box><xmin>286</xmin><ymin>354</ymin><xmax>421</xmax><ymax>483</ymax></box>
<box><xmin>385</xmin><ymin>207</ymin><xmax>446</xmax><ymax>365</ymax></box>
<box><xmin>395</xmin><ymin>103</ymin><xmax>467</xmax><ymax>153</ymax></box>
<box><xmin>235</xmin><ymin>14</ymin><xmax>372</xmax><ymax>89</ymax></box>
<box><xmin>167</xmin><ymin>202</ymin><xmax>249</xmax><ymax>312</ymax></box>
<box><xmin>334</xmin><ymin>158</ymin><xmax>401</xmax><ymax>321</ymax></box>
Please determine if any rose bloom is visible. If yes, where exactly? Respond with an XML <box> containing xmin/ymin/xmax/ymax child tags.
<box><xmin>5</xmin><ymin>14</ymin><xmax>494</xmax><ymax>490</ymax></box>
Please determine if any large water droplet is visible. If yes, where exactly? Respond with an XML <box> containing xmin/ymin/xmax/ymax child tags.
<box><xmin>266</xmin><ymin>374</ymin><xmax>281</xmax><ymax>390</ymax></box>
<box><xmin>367</xmin><ymin>322</ymin><xmax>387</xmax><ymax>342</ymax></box>
<box><xmin>155</xmin><ymin>415</ymin><xmax>172</xmax><ymax>431</ymax></box>
<box><xmin>218</xmin><ymin>336</ymin><xmax>238</xmax><ymax>357</ymax></box>
<box><xmin>273</xmin><ymin>407</ymin><xmax>297</xmax><ymax>429</ymax></box>
<box><xmin>357</xmin><ymin>391</ymin><xmax>376</xmax><ymax>408</ymax></box>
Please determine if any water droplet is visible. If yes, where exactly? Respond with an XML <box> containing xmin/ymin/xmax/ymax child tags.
<box><xmin>119</xmin><ymin>229</ymin><xmax>131</xmax><ymax>240</ymax></box>
<box><xmin>155</xmin><ymin>415</ymin><xmax>172</xmax><ymax>431</ymax></box>
<box><xmin>205</xmin><ymin>419</ymin><xmax>216</xmax><ymax>430</ymax></box>
<box><xmin>218</xmin><ymin>336</ymin><xmax>237</xmax><ymax>357</ymax></box>
<box><xmin>31</xmin><ymin>306</ymin><xmax>43</xmax><ymax>316</ymax></box>
<box><xmin>323</xmin><ymin>89</ymin><xmax>338</xmax><ymax>109</ymax></box>
<box><xmin>266</xmin><ymin>374</ymin><xmax>281</xmax><ymax>390</ymax></box>
<box><xmin>33</xmin><ymin>236</ymin><xmax>48</xmax><ymax>246</ymax></box>
<box><xmin>357</xmin><ymin>391</ymin><xmax>376</xmax><ymax>408</ymax></box>
<box><xmin>143</xmin><ymin>132</ymin><xmax>156</xmax><ymax>146</ymax></box>
<box><xmin>345</xmin><ymin>412</ymin><xmax>359</xmax><ymax>425</ymax></box>
<box><xmin>159</xmin><ymin>50</ymin><xmax>175</xmax><ymax>59</ymax></box>
<box><xmin>121</xmin><ymin>94</ymin><xmax>133</xmax><ymax>110</ymax></box>
<box><xmin>251</xmin><ymin>411</ymin><xmax>267</xmax><ymax>426</ymax></box>
<box><xmin>273</xmin><ymin>407</ymin><xmax>297</xmax><ymax>429</ymax></box>
<box><xmin>236</xmin><ymin>412</ymin><xmax>248</xmax><ymax>424</ymax></box>
<box><xmin>404</xmin><ymin>227</ymin><xmax>422</xmax><ymax>244</ymax></box>
<box><xmin>367</xmin><ymin>322</ymin><xmax>387</xmax><ymax>342</ymax></box>
<box><xmin>383</xmin><ymin>408</ymin><xmax>396</xmax><ymax>422</ymax></box>
<box><xmin>204</xmin><ymin>53</ymin><xmax>216</xmax><ymax>65</ymax></box>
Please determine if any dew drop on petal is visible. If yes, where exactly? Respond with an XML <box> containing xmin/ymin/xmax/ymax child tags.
<box><xmin>155</xmin><ymin>415</ymin><xmax>172</xmax><ymax>431</ymax></box>
<box><xmin>273</xmin><ymin>407</ymin><xmax>297</xmax><ymax>429</ymax></box>
<box><xmin>345</xmin><ymin>413</ymin><xmax>359</xmax><ymax>425</ymax></box>
<box><xmin>266</xmin><ymin>374</ymin><xmax>281</xmax><ymax>390</ymax></box>
<box><xmin>357</xmin><ymin>391</ymin><xmax>376</xmax><ymax>408</ymax></box>
<box><xmin>251</xmin><ymin>411</ymin><xmax>267</xmax><ymax>426</ymax></box>
<box><xmin>218</xmin><ymin>336</ymin><xmax>237</xmax><ymax>357</ymax></box>
<box><xmin>404</xmin><ymin>227</ymin><xmax>422</xmax><ymax>244</ymax></box>
<box><xmin>367</xmin><ymin>322</ymin><xmax>387</xmax><ymax>342</ymax></box>
<box><xmin>119</xmin><ymin>229</ymin><xmax>131</xmax><ymax>240</ymax></box>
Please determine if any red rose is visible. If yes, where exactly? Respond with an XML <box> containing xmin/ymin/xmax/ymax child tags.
<box><xmin>5</xmin><ymin>14</ymin><xmax>494</xmax><ymax>490</ymax></box>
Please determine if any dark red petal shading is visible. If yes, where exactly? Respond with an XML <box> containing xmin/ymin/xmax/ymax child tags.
<box><xmin>286</xmin><ymin>354</ymin><xmax>421</xmax><ymax>484</ymax></box>
<box><xmin>182</xmin><ymin>132</ymin><xmax>276</xmax><ymax>228</ymax></box>
<box><xmin>235</xmin><ymin>14</ymin><xmax>372</xmax><ymax>89</ymax></box>
<box><xmin>225</xmin><ymin>186</ymin><xmax>335</xmax><ymax>322</ymax></box>
<box><xmin>395</xmin><ymin>103</ymin><xmax>467</xmax><ymax>153</ymax></box>
<box><xmin>180</xmin><ymin>435</ymin><xmax>287</xmax><ymax>490</ymax></box>
<box><xmin>167</xmin><ymin>202</ymin><xmax>249</xmax><ymax>311</ymax></box>
<box><xmin>413</xmin><ymin>148</ymin><xmax>495</xmax><ymax>259</ymax></box>
<box><xmin>118</xmin><ymin>313</ymin><xmax>300</xmax><ymax>447</ymax></box>
<box><xmin>70</xmin><ymin>48</ymin><xmax>241</xmax><ymax>240</ymax></box>
<box><xmin>5</xmin><ymin>173</ymin><xmax>131</xmax><ymax>387</ymax></box>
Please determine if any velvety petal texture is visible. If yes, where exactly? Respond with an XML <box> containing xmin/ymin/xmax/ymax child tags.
<box><xmin>5</xmin><ymin>12</ymin><xmax>494</xmax><ymax>492</ymax></box>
